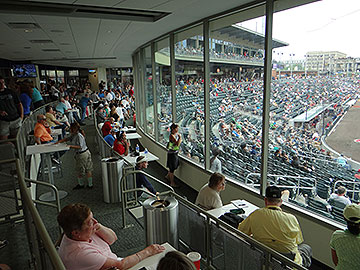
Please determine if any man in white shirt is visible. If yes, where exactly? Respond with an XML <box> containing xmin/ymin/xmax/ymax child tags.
<box><xmin>195</xmin><ymin>173</ymin><xmax>225</xmax><ymax>211</ymax></box>
<box><xmin>328</xmin><ymin>186</ymin><xmax>352</xmax><ymax>208</ymax></box>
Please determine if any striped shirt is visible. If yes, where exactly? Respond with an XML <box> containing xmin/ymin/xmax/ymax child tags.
<box><xmin>330</xmin><ymin>229</ymin><xmax>360</xmax><ymax>270</ymax></box>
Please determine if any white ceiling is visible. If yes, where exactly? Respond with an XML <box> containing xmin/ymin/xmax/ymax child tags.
<box><xmin>0</xmin><ymin>0</ymin><xmax>312</xmax><ymax>68</ymax></box>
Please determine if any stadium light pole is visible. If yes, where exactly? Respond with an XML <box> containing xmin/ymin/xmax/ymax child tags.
<box><xmin>290</xmin><ymin>53</ymin><xmax>295</xmax><ymax>77</ymax></box>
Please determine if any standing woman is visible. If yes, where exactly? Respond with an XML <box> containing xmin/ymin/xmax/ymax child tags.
<box><xmin>166</xmin><ymin>123</ymin><xmax>181</xmax><ymax>187</ymax></box>
<box><xmin>56</xmin><ymin>122</ymin><xmax>93</xmax><ymax>190</ymax></box>
<box><xmin>330</xmin><ymin>204</ymin><xmax>360</xmax><ymax>269</ymax></box>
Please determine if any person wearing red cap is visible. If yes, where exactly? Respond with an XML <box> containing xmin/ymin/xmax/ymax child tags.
<box><xmin>238</xmin><ymin>186</ymin><xmax>312</xmax><ymax>268</ymax></box>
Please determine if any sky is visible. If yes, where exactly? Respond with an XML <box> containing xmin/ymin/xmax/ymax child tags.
<box><xmin>238</xmin><ymin>0</ymin><xmax>360</xmax><ymax>60</ymax></box>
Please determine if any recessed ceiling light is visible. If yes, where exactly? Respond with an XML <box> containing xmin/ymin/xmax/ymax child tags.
<box><xmin>24</xmin><ymin>29</ymin><xmax>33</xmax><ymax>33</ymax></box>
<box><xmin>103</xmin><ymin>43</ymin><xmax>108</xmax><ymax>46</ymax></box>
<box><xmin>107</xmin><ymin>30</ymin><xmax>112</xmax><ymax>33</ymax></box>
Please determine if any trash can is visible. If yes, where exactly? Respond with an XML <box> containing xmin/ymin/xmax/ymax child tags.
<box><xmin>143</xmin><ymin>197</ymin><xmax>179</xmax><ymax>249</ymax></box>
<box><xmin>101</xmin><ymin>157</ymin><xmax>124</xmax><ymax>203</ymax></box>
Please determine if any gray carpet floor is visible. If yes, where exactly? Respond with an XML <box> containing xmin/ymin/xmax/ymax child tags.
<box><xmin>0</xmin><ymin>117</ymin><xmax>197</xmax><ymax>269</ymax></box>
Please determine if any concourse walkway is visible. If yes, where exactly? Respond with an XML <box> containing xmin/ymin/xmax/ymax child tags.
<box><xmin>34</xmin><ymin>118</ymin><xmax>197</xmax><ymax>264</ymax></box>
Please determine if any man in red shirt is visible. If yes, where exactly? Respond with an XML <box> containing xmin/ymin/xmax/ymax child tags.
<box><xmin>101</xmin><ymin>117</ymin><xmax>114</xmax><ymax>137</ymax></box>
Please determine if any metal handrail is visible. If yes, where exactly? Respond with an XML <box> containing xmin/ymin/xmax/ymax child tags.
<box><xmin>161</xmin><ymin>190</ymin><xmax>307</xmax><ymax>270</ymax></box>
<box><xmin>246</xmin><ymin>173</ymin><xmax>316</xmax><ymax>197</ymax></box>
<box><xmin>0</xmin><ymin>171</ymin><xmax>61</xmax><ymax>212</ymax></box>
<box><xmin>0</xmin><ymin>158</ymin><xmax>65</xmax><ymax>270</ymax></box>
<box><xmin>333</xmin><ymin>180</ymin><xmax>360</xmax><ymax>201</ymax></box>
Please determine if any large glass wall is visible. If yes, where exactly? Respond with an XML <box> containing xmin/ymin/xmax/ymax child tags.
<box><xmin>268</xmin><ymin>0</ymin><xmax>360</xmax><ymax>223</ymax></box>
<box><xmin>174</xmin><ymin>25</ymin><xmax>205</xmax><ymax>165</ymax></box>
<box><xmin>209</xmin><ymin>9</ymin><xmax>265</xmax><ymax>189</ymax></box>
<box><xmin>144</xmin><ymin>46</ymin><xmax>155</xmax><ymax>137</ymax></box>
<box><xmin>133</xmin><ymin>0</ymin><xmax>360</xmax><ymax>226</ymax></box>
<box><xmin>155</xmin><ymin>37</ymin><xmax>172</xmax><ymax>146</ymax></box>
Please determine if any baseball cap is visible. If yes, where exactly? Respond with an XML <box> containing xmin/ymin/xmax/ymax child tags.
<box><xmin>136</xmin><ymin>156</ymin><xmax>148</xmax><ymax>164</ymax></box>
<box><xmin>343</xmin><ymin>204</ymin><xmax>360</xmax><ymax>223</ymax></box>
<box><xmin>265</xmin><ymin>186</ymin><xmax>282</xmax><ymax>199</ymax></box>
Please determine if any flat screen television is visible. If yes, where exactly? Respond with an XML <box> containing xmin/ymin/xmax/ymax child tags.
<box><xmin>12</xmin><ymin>64</ymin><xmax>37</xmax><ymax>78</ymax></box>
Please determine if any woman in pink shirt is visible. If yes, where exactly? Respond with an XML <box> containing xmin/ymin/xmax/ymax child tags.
<box><xmin>57</xmin><ymin>203</ymin><xmax>164</xmax><ymax>270</ymax></box>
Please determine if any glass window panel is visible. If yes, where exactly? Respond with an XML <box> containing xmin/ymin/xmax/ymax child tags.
<box><xmin>270</xmin><ymin>0</ymin><xmax>360</xmax><ymax>222</ymax></box>
<box><xmin>155</xmin><ymin>37</ymin><xmax>172</xmax><ymax>146</ymax></box>
<box><xmin>209</xmin><ymin>8</ymin><xmax>265</xmax><ymax>189</ymax></box>
<box><xmin>46</xmin><ymin>70</ymin><xmax>56</xmax><ymax>78</ymax></box>
<box><xmin>57</xmin><ymin>70</ymin><xmax>64</xmax><ymax>77</ymax></box>
<box><xmin>69</xmin><ymin>70</ymin><xmax>79</xmax><ymax>76</ymax></box>
<box><xmin>174</xmin><ymin>24</ymin><xmax>204</xmax><ymax>166</ymax></box>
<box><xmin>144</xmin><ymin>46</ymin><xmax>154</xmax><ymax>137</ymax></box>
<box><xmin>135</xmin><ymin>51</ymin><xmax>144</xmax><ymax>129</ymax></box>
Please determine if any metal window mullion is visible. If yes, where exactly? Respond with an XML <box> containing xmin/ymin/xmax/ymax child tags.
<box><xmin>204</xmin><ymin>20</ymin><xmax>210</xmax><ymax>170</ymax></box>
<box><xmin>260</xmin><ymin>0</ymin><xmax>273</xmax><ymax>198</ymax></box>
<box><xmin>140</xmin><ymin>48</ymin><xmax>146</xmax><ymax>130</ymax></box>
<box><xmin>133</xmin><ymin>54</ymin><xmax>140</xmax><ymax>127</ymax></box>
<box><xmin>151</xmin><ymin>42</ymin><xmax>158</xmax><ymax>141</ymax></box>
<box><xmin>170</xmin><ymin>33</ymin><xmax>176</xmax><ymax>122</ymax></box>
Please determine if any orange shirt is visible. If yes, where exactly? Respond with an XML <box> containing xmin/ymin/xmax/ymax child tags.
<box><xmin>34</xmin><ymin>123</ymin><xmax>53</xmax><ymax>143</ymax></box>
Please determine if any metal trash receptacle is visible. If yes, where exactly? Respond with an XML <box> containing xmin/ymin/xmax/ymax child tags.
<box><xmin>143</xmin><ymin>197</ymin><xmax>178</xmax><ymax>249</ymax></box>
<box><xmin>101</xmin><ymin>157</ymin><xmax>124</xmax><ymax>203</ymax></box>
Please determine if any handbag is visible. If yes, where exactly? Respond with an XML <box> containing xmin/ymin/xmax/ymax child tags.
<box><xmin>219</xmin><ymin>212</ymin><xmax>244</xmax><ymax>228</ymax></box>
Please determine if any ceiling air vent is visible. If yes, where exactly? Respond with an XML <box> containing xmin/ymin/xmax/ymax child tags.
<box><xmin>42</xmin><ymin>49</ymin><xmax>60</xmax><ymax>52</ymax></box>
<box><xmin>8</xmin><ymin>22</ymin><xmax>40</xmax><ymax>29</ymax></box>
<box><xmin>0</xmin><ymin>1</ymin><xmax>169</xmax><ymax>22</ymax></box>
<box><xmin>30</xmin><ymin>40</ymin><xmax>53</xmax><ymax>44</ymax></box>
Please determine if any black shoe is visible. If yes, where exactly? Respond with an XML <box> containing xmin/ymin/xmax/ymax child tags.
<box><xmin>0</xmin><ymin>240</ymin><xmax>8</xmax><ymax>249</ymax></box>
<box><xmin>87</xmin><ymin>185</ymin><xmax>93</xmax><ymax>189</ymax></box>
<box><xmin>73</xmin><ymin>184</ymin><xmax>85</xmax><ymax>190</ymax></box>
<box><xmin>79</xmin><ymin>122</ymin><xmax>86</xmax><ymax>126</ymax></box>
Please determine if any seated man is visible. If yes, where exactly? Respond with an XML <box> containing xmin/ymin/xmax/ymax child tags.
<box><xmin>101</xmin><ymin>117</ymin><xmax>114</xmax><ymax>137</ymax></box>
<box><xmin>96</xmin><ymin>104</ymin><xmax>106</xmax><ymax>124</ymax></box>
<box><xmin>328</xmin><ymin>186</ymin><xmax>352</xmax><ymax>208</ymax></box>
<box><xmin>45</xmin><ymin>105</ymin><xmax>66</xmax><ymax>138</ymax></box>
<box><xmin>135</xmin><ymin>156</ymin><xmax>156</xmax><ymax>197</ymax></box>
<box><xmin>337</xmin><ymin>154</ymin><xmax>351</xmax><ymax>170</ymax></box>
<box><xmin>238</xmin><ymin>186</ymin><xmax>312</xmax><ymax>268</ymax></box>
<box><xmin>195</xmin><ymin>173</ymin><xmax>225</xmax><ymax>210</ymax></box>
<box><xmin>104</xmin><ymin>128</ymin><xmax>117</xmax><ymax>147</ymax></box>
<box><xmin>34</xmin><ymin>114</ymin><xmax>53</xmax><ymax>144</ymax></box>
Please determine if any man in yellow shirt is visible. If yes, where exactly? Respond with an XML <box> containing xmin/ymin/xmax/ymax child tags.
<box><xmin>238</xmin><ymin>186</ymin><xmax>312</xmax><ymax>267</ymax></box>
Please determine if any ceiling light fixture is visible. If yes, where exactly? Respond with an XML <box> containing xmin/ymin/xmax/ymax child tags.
<box><xmin>24</xmin><ymin>29</ymin><xmax>33</xmax><ymax>33</ymax></box>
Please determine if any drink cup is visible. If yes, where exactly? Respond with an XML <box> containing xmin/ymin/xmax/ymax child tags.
<box><xmin>187</xmin><ymin>252</ymin><xmax>201</xmax><ymax>270</ymax></box>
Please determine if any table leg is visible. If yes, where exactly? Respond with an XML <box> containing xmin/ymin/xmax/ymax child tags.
<box><xmin>38</xmin><ymin>153</ymin><xmax>68</xmax><ymax>202</ymax></box>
